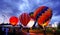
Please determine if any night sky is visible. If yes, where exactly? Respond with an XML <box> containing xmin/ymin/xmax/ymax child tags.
<box><xmin>0</xmin><ymin>0</ymin><xmax>60</xmax><ymax>24</ymax></box>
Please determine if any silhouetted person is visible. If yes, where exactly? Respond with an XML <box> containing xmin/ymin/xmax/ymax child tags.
<box><xmin>0</xmin><ymin>27</ymin><xmax>5</xmax><ymax>35</ymax></box>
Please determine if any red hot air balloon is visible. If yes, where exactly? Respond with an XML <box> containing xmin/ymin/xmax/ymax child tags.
<box><xmin>19</xmin><ymin>13</ymin><xmax>31</xmax><ymax>26</ymax></box>
<box><xmin>33</xmin><ymin>6</ymin><xmax>52</xmax><ymax>26</ymax></box>
<box><xmin>9</xmin><ymin>16</ymin><xmax>18</xmax><ymax>26</ymax></box>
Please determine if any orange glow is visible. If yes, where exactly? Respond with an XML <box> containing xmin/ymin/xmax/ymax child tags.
<box><xmin>9</xmin><ymin>16</ymin><xmax>18</xmax><ymax>26</ymax></box>
<box><xmin>42</xmin><ymin>20</ymin><xmax>50</xmax><ymax>27</ymax></box>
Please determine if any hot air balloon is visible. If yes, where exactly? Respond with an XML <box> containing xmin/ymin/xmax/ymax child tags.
<box><xmin>33</xmin><ymin>6</ymin><xmax>52</xmax><ymax>27</ymax></box>
<box><xmin>29</xmin><ymin>12</ymin><xmax>35</xmax><ymax>20</ymax></box>
<box><xmin>19</xmin><ymin>13</ymin><xmax>35</xmax><ymax>28</ymax></box>
<box><xmin>9</xmin><ymin>16</ymin><xmax>18</xmax><ymax>26</ymax></box>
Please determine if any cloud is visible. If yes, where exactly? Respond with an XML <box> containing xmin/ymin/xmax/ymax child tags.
<box><xmin>0</xmin><ymin>0</ymin><xmax>60</xmax><ymax>24</ymax></box>
<box><xmin>50</xmin><ymin>15</ymin><xmax>60</xmax><ymax>24</ymax></box>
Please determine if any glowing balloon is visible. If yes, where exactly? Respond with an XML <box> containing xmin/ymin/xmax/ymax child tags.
<box><xmin>19</xmin><ymin>13</ymin><xmax>31</xmax><ymax>26</ymax></box>
<box><xmin>33</xmin><ymin>6</ymin><xmax>52</xmax><ymax>26</ymax></box>
<box><xmin>9</xmin><ymin>16</ymin><xmax>18</xmax><ymax>26</ymax></box>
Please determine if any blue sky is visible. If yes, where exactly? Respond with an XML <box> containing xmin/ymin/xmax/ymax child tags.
<box><xmin>0</xmin><ymin>0</ymin><xmax>60</xmax><ymax>24</ymax></box>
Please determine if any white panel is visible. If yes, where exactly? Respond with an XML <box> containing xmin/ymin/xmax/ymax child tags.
<box><xmin>26</xmin><ymin>19</ymin><xmax>35</xmax><ymax>28</ymax></box>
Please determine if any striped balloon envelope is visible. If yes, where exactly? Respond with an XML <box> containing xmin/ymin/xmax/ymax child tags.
<box><xmin>33</xmin><ymin>6</ymin><xmax>52</xmax><ymax>27</ymax></box>
<box><xmin>19</xmin><ymin>13</ymin><xmax>35</xmax><ymax>28</ymax></box>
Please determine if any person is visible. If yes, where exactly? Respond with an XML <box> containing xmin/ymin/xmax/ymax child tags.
<box><xmin>52</xmin><ymin>28</ymin><xmax>56</xmax><ymax>35</ymax></box>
